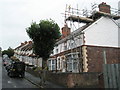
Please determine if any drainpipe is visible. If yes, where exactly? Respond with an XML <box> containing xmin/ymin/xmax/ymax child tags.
<box><xmin>103</xmin><ymin>50</ymin><xmax>107</xmax><ymax>64</ymax></box>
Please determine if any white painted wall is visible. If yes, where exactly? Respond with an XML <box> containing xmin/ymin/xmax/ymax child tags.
<box><xmin>37</xmin><ymin>58</ymin><xmax>42</xmax><ymax>67</ymax></box>
<box><xmin>118</xmin><ymin>1</ymin><xmax>120</xmax><ymax>47</ymax></box>
<box><xmin>84</xmin><ymin>17</ymin><xmax>119</xmax><ymax>47</ymax></box>
<box><xmin>118</xmin><ymin>1</ymin><xmax>120</xmax><ymax>15</ymax></box>
<box><xmin>52</xmin><ymin>35</ymin><xmax>83</xmax><ymax>56</ymax></box>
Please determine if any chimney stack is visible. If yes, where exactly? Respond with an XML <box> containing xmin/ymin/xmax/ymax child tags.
<box><xmin>98</xmin><ymin>2</ymin><xmax>111</xmax><ymax>14</ymax></box>
<box><xmin>24</xmin><ymin>41</ymin><xmax>27</xmax><ymax>44</ymax></box>
<box><xmin>61</xmin><ymin>24</ymin><xmax>71</xmax><ymax>38</ymax></box>
<box><xmin>28</xmin><ymin>41</ymin><xmax>32</xmax><ymax>44</ymax></box>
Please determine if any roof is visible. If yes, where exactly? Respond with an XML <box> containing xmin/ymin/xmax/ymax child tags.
<box><xmin>21</xmin><ymin>43</ymin><xmax>33</xmax><ymax>51</ymax></box>
<box><xmin>56</xmin><ymin>23</ymin><xmax>91</xmax><ymax>45</ymax></box>
<box><xmin>14</xmin><ymin>41</ymin><xmax>33</xmax><ymax>51</ymax></box>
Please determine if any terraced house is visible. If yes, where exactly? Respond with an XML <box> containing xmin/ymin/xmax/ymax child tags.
<box><xmin>14</xmin><ymin>41</ymin><xmax>42</xmax><ymax>67</ymax></box>
<box><xmin>48</xmin><ymin>2</ymin><xmax>120</xmax><ymax>73</ymax></box>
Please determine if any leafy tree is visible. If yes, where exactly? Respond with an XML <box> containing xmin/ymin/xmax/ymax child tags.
<box><xmin>26</xmin><ymin>19</ymin><xmax>61</xmax><ymax>85</ymax></box>
<box><xmin>26</xmin><ymin>19</ymin><xmax>61</xmax><ymax>69</ymax></box>
<box><xmin>2</xmin><ymin>47</ymin><xmax>14</xmax><ymax>58</ymax></box>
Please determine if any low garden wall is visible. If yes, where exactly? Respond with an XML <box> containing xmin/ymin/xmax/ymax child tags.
<box><xmin>46</xmin><ymin>72</ymin><xmax>100</xmax><ymax>88</ymax></box>
<box><xmin>26</xmin><ymin>67</ymin><xmax>100</xmax><ymax>88</ymax></box>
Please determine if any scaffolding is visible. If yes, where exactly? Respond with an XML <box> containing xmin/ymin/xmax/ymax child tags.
<box><xmin>61</xmin><ymin>5</ymin><xmax>87</xmax><ymax>72</ymax></box>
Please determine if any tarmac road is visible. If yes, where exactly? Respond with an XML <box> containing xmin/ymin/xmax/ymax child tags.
<box><xmin>1</xmin><ymin>57</ymin><xmax>39</xmax><ymax>89</ymax></box>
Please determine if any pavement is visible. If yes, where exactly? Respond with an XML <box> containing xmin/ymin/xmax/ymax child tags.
<box><xmin>25</xmin><ymin>71</ymin><xmax>65</xmax><ymax>88</ymax></box>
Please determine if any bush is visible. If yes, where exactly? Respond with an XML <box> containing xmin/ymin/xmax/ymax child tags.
<box><xmin>34</xmin><ymin>67</ymin><xmax>42</xmax><ymax>72</ymax></box>
<box><xmin>10</xmin><ymin>56</ymin><xmax>19</xmax><ymax>61</ymax></box>
<box><xmin>2</xmin><ymin>47</ymin><xmax>14</xmax><ymax>58</ymax></box>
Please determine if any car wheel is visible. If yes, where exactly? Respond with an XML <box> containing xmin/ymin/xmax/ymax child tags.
<box><xmin>21</xmin><ymin>73</ymin><xmax>25</xmax><ymax>78</ymax></box>
<box><xmin>8</xmin><ymin>72</ymin><xmax>12</xmax><ymax>78</ymax></box>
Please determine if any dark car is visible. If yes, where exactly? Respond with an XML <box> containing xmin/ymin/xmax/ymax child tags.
<box><xmin>6</xmin><ymin>64</ymin><xmax>11</xmax><ymax>71</ymax></box>
<box><xmin>7</xmin><ymin>61</ymin><xmax>25</xmax><ymax>78</ymax></box>
<box><xmin>3</xmin><ymin>58</ymin><xmax>11</xmax><ymax>66</ymax></box>
<box><xmin>3</xmin><ymin>61</ymin><xmax>8</xmax><ymax>66</ymax></box>
<box><xmin>5</xmin><ymin>60</ymin><xmax>12</xmax><ymax>71</ymax></box>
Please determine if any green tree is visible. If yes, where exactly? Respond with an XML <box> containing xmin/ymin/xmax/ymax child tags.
<box><xmin>2</xmin><ymin>47</ymin><xmax>14</xmax><ymax>58</ymax></box>
<box><xmin>26</xmin><ymin>19</ymin><xmax>61</xmax><ymax>68</ymax></box>
<box><xmin>26</xmin><ymin>19</ymin><xmax>61</xmax><ymax>85</ymax></box>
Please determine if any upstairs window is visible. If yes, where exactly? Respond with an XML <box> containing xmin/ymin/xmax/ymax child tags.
<box><xmin>64</xmin><ymin>42</ymin><xmax>67</xmax><ymax>50</ymax></box>
<box><xmin>56</xmin><ymin>48</ymin><xmax>58</xmax><ymax>54</ymax></box>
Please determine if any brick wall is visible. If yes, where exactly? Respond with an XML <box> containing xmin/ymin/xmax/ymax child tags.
<box><xmin>46</xmin><ymin>72</ymin><xmax>99</xmax><ymax>88</ymax></box>
<box><xmin>86</xmin><ymin>45</ymin><xmax>120</xmax><ymax>72</ymax></box>
<box><xmin>26</xmin><ymin>67</ymin><xmax>100</xmax><ymax>88</ymax></box>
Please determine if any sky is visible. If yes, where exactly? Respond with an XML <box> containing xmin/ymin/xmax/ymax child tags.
<box><xmin>0</xmin><ymin>0</ymin><xmax>120</xmax><ymax>50</ymax></box>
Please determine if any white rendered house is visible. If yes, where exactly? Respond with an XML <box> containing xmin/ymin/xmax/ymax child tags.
<box><xmin>48</xmin><ymin>2</ymin><xmax>120</xmax><ymax>73</ymax></box>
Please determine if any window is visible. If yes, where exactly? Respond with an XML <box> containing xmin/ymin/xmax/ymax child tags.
<box><xmin>52</xmin><ymin>60</ymin><xmax>55</xmax><ymax>64</ymax></box>
<box><xmin>48</xmin><ymin>60</ymin><xmax>51</xmax><ymax>70</ymax></box>
<box><xmin>64</xmin><ymin>42</ymin><xmax>67</xmax><ymax>50</ymax></box>
<box><xmin>48</xmin><ymin>59</ymin><xmax>56</xmax><ymax>71</ymax></box>
<box><xmin>64</xmin><ymin>45</ymin><xmax>67</xmax><ymax>50</ymax></box>
<box><xmin>66</xmin><ymin>53</ymin><xmax>79</xmax><ymax>72</ymax></box>
<box><xmin>71</xmin><ymin>42</ymin><xmax>74</xmax><ymax>48</ymax></box>
<box><xmin>56</xmin><ymin>48</ymin><xmax>58</xmax><ymax>53</ymax></box>
<box><xmin>52</xmin><ymin>65</ymin><xmax>56</xmax><ymax>70</ymax></box>
<box><xmin>67</xmin><ymin>59</ymin><xmax>72</xmax><ymax>72</ymax></box>
<box><xmin>52</xmin><ymin>60</ymin><xmax>56</xmax><ymax>70</ymax></box>
<box><xmin>73</xmin><ymin>61</ymin><xmax>78</xmax><ymax>72</ymax></box>
<box><xmin>57</xmin><ymin>58</ymin><xmax>60</xmax><ymax>70</ymax></box>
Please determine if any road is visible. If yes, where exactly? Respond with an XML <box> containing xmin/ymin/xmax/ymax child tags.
<box><xmin>1</xmin><ymin>57</ymin><xmax>39</xmax><ymax>89</ymax></box>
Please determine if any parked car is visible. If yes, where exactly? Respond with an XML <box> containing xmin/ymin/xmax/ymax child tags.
<box><xmin>3</xmin><ymin>61</ymin><xmax>8</xmax><ymax>66</ymax></box>
<box><xmin>3</xmin><ymin>59</ymin><xmax>12</xmax><ymax>68</ymax></box>
<box><xmin>7</xmin><ymin>61</ymin><xmax>25</xmax><ymax>78</ymax></box>
<box><xmin>5</xmin><ymin>64</ymin><xmax>11</xmax><ymax>71</ymax></box>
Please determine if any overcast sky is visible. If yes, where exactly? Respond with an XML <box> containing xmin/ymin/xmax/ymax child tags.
<box><xmin>0</xmin><ymin>0</ymin><xmax>120</xmax><ymax>50</ymax></box>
